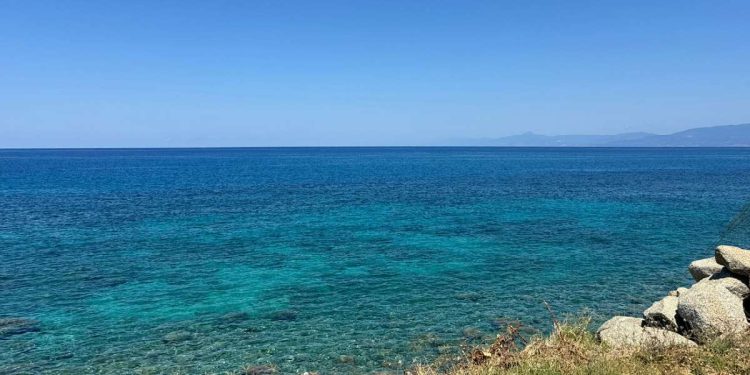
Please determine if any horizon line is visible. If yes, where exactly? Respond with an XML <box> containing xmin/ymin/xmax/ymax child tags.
<box><xmin>2</xmin><ymin>145</ymin><xmax>750</xmax><ymax>151</ymax></box>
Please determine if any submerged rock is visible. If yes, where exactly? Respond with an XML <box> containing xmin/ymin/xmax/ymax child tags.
<box><xmin>596</xmin><ymin>316</ymin><xmax>695</xmax><ymax>348</ymax></box>
<box><xmin>454</xmin><ymin>292</ymin><xmax>483</xmax><ymax>302</ymax></box>
<box><xmin>220</xmin><ymin>311</ymin><xmax>249</xmax><ymax>323</ymax></box>
<box><xmin>411</xmin><ymin>332</ymin><xmax>443</xmax><ymax>350</ymax></box>
<box><xmin>643</xmin><ymin>296</ymin><xmax>679</xmax><ymax>331</ymax></box>
<box><xmin>337</xmin><ymin>355</ymin><xmax>356</xmax><ymax>365</ymax></box>
<box><xmin>162</xmin><ymin>330</ymin><xmax>193</xmax><ymax>343</ymax></box>
<box><xmin>677</xmin><ymin>278</ymin><xmax>749</xmax><ymax>341</ymax></box>
<box><xmin>52</xmin><ymin>351</ymin><xmax>75</xmax><ymax>360</ymax></box>
<box><xmin>688</xmin><ymin>257</ymin><xmax>724</xmax><ymax>281</ymax></box>
<box><xmin>0</xmin><ymin>317</ymin><xmax>40</xmax><ymax>338</ymax></box>
<box><xmin>715</xmin><ymin>245</ymin><xmax>750</xmax><ymax>276</ymax></box>
<box><xmin>269</xmin><ymin>310</ymin><xmax>298</xmax><ymax>322</ymax></box>
<box><xmin>462</xmin><ymin>327</ymin><xmax>482</xmax><ymax>340</ymax></box>
<box><xmin>489</xmin><ymin>317</ymin><xmax>537</xmax><ymax>337</ymax></box>
<box><xmin>244</xmin><ymin>365</ymin><xmax>276</xmax><ymax>375</ymax></box>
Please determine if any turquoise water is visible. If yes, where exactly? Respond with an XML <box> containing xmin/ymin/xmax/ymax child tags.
<box><xmin>1</xmin><ymin>147</ymin><xmax>749</xmax><ymax>374</ymax></box>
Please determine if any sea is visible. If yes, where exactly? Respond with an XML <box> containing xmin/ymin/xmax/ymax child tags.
<box><xmin>1</xmin><ymin>147</ymin><xmax>749</xmax><ymax>374</ymax></box>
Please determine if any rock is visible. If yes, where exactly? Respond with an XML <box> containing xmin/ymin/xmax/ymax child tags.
<box><xmin>269</xmin><ymin>310</ymin><xmax>297</xmax><ymax>322</ymax></box>
<box><xmin>462</xmin><ymin>327</ymin><xmax>482</xmax><ymax>340</ymax></box>
<box><xmin>715</xmin><ymin>245</ymin><xmax>750</xmax><ymax>276</ymax></box>
<box><xmin>337</xmin><ymin>355</ymin><xmax>356</xmax><ymax>364</ymax></box>
<box><xmin>490</xmin><ymin>317</ymin><xmax>523</xmax><ymax>330</ymax></box>
<box><xmin>220</xmin><ymin>311</ymin><xmax>249</xmax><ymax>323</ymax></box>
<box><xmin>454</xmin><ymin>292</ymin><xmax>483</xmax><ymax>302</ymax></box>
<box><xmin>244</xmin><ymin>365</ymin><xmax>276</xmax><ymax>375</ymax></box>
<box><xmin>175</xmin><ymin>353</ymin><xmax>195</xmax><ymax>364</ymax></box>
<box><xmin>53</xmin><ymin>352</ymin><xmax>74</xmax><ymax>360</ymax></box>
<box><xmin>597</xmin><ymin>316</ymin><xmax>695</xmax><ymax>348</ymax></box>
<box><xmin>411</xmin><ymin>332</ymin><xmax>443</xmax><ymax>350</ymax></box>
<box><xmin>707</xmin><ymin>269</ymin><xmax>750</xmax><ymax>298</ymax></box>
<box><xmin>643</xmin><ymin>296</ymin><xmax>679</xmax><ymax>331</ymax></box>
<box><xmin>688</xmin><ymin>257</ymin><xmax>724</xmax><ymax>281</ymax></box>
<box><xmin>0</xmin><ymin>317</ymin><xmax>40</xmax><ymax>338</ymax></box>
<box><xmin>677</xmin><ymin>278</ymin><xmax>749</xmax><ymax>341</ymax></box>
<box><xmin>162</xmin><ymin>330</ymin><xmax>193</xmax><ymax>343</ymax></box>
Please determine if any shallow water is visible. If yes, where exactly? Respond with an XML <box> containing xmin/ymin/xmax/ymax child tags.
<box><xmin>1</xmin><ymin>147</ymin><xmax>749</xmax><ymax>374</ymax></box>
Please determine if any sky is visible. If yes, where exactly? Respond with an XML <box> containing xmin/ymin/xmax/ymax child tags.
<box><xmin>1</xmin><ymin>1</ymin><xmax>749</xmax><ymax>147</ymax></box>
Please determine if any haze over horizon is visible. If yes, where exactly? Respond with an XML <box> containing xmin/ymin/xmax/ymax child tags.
<box><xmin>2</xmin><ymin>1</ymin><xmax>750</xmax><ymax>147</ymax></box>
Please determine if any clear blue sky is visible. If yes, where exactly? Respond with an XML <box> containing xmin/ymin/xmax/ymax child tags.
<box><xmin>1</xmin><ymin>1</ymin><xmax>749</xmax><ymax>147</ymax></box>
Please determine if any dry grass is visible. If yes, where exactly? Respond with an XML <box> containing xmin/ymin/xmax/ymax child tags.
<box><xmin>411</xmin><ymin>317</ymin><xmax>750</xmax><ymax>375</ymax></box>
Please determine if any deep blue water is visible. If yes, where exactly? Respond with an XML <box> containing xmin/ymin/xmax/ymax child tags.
<box><xmin>1</xmin><ymin>147</ymin><xmax>749</xmax><ymax>374</ymax></box>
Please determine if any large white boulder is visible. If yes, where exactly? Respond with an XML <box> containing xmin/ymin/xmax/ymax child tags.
<box><xmin>715</xmin><ymin>245</ymin><xmax>750</xmax><ymax>276</ymax></box>
<box><xmin>596</xmin><ymin>316</ymin><xmax>696</xmax><ymax>348</ymax></box>
<box><xmin>688</xmin><ymin>257</ymin><xmax>724</xmax><ymax>281</ymax></box>
<box><xmin>676</xmin><ymin>278</ymin><xmax>749</xmax><ymax>341</ymax></box>
<box><xmin>706</xmin><ymin>269</ymin><xmax>750</xmax><ymax>298</ymax></box>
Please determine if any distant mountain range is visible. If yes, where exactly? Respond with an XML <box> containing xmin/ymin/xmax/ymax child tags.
<box><xmin>454</xmin><ymin>123</ymin><xmax>750</xmax><ymax>147</ymax></box>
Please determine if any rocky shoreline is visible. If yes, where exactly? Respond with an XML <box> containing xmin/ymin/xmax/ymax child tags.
<box><xmin>597</xmin><ymin>245</ymin><xmax>750</xmax><ymax>347</ymax></box>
